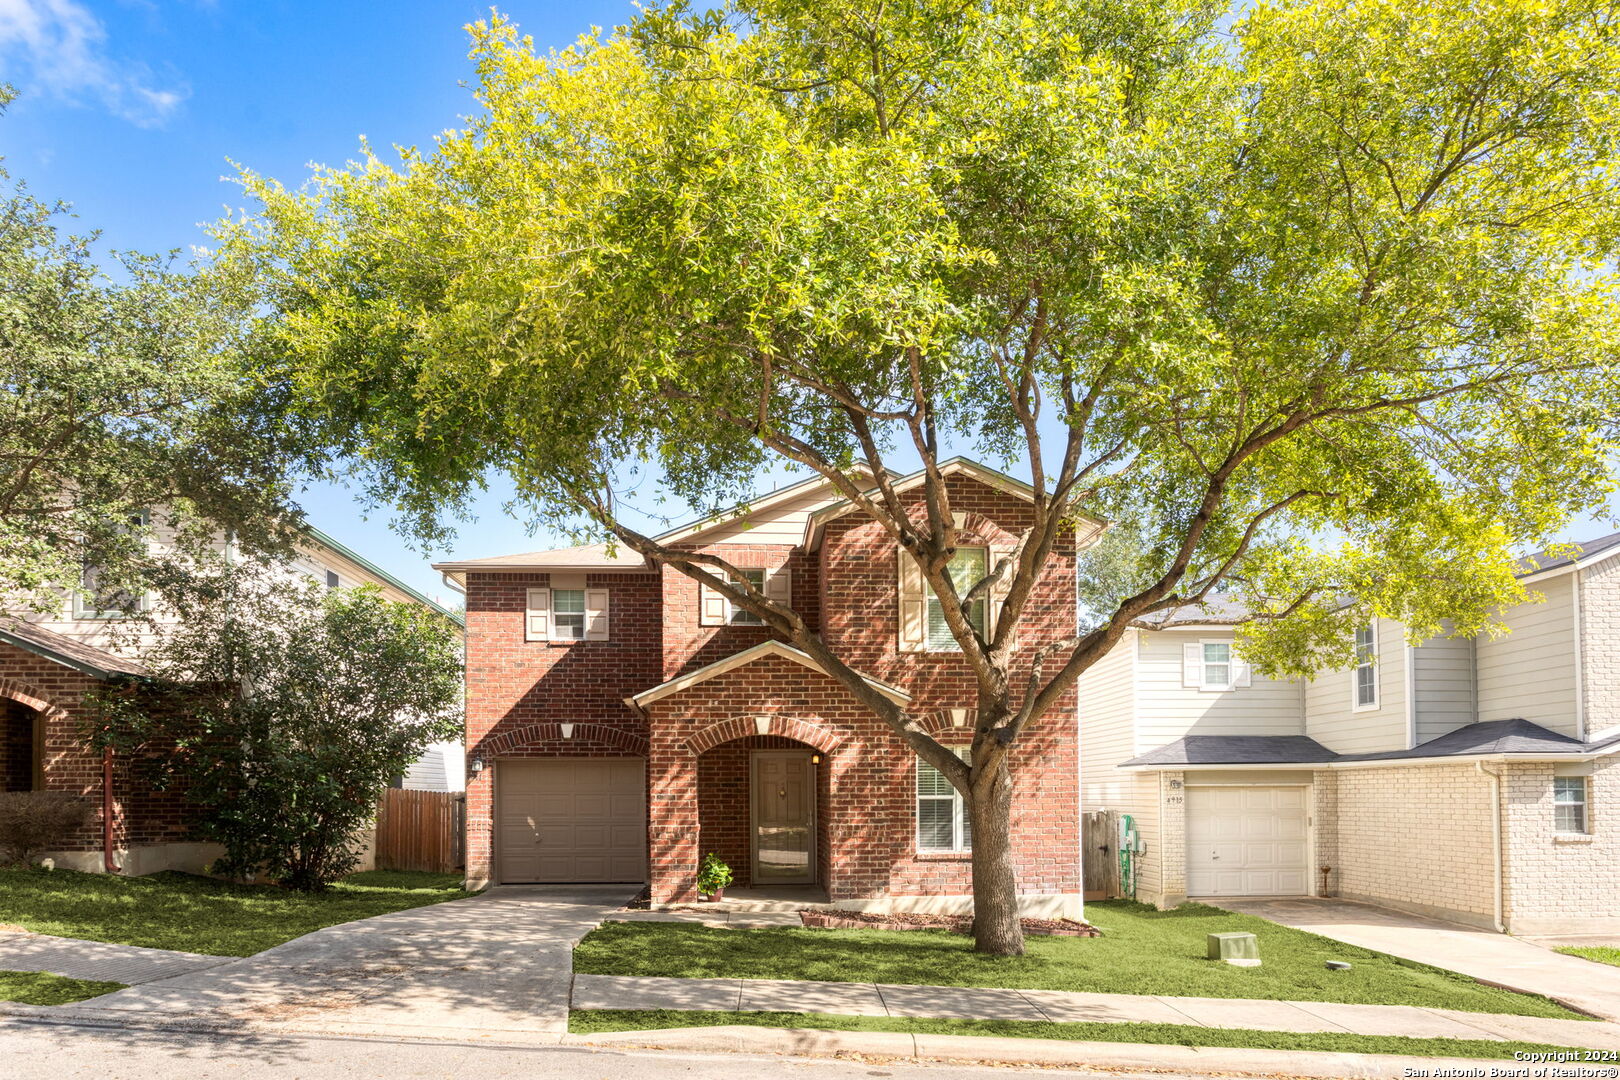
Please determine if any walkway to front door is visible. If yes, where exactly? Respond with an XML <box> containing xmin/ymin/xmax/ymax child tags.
<box><xmin>751</xmin><ymin>749</ymin><xmax>815</xmax><ymax>885</ymax></box>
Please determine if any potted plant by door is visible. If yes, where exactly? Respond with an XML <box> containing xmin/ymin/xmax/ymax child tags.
<box><xmin>697</xmin><ymin>853</ymin><xmax>734</xmax><ymax>901</ymax></box>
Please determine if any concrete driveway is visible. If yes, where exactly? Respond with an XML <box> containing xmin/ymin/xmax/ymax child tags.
<box><xmin>72</xmin><ymin>885</ymin><xmax>636</xmax><ymax>1040</ymax></box>
<box><xmin>1221</xmin><ymin>898</ymin><xmax>1620</xmax><ymax>1022</ymax></box>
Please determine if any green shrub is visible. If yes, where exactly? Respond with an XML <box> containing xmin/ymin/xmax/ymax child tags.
<box><xmin>0</xmin><ymin>792</ymin><xmax>94</xmax><ymax>867</ymax></box>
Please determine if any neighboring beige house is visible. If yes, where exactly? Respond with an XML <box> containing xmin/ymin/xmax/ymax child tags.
<box><xmin>1082</xmin><ymin>533</ymin><xmax>1620</xmax><ymax>936</ymax></box>
<box><xmin>1</xmin><ymin>513</ymin><xmax>462</xmax><ymax>875</ymax></box>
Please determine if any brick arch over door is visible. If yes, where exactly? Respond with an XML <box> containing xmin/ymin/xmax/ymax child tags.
<box><xmin>686</xmin><ymin>715</ymin><xmax>843</xmax><ymax>756</ymax></box>
<box><xmin>479</xmin><ymin>722</ymin><xmax>649</xmax><ymax>757</ymax></box>
<box><xmin>0</xmin><ymin>677</ymin><xmax>71</xmax><ymax>723</ymax></box>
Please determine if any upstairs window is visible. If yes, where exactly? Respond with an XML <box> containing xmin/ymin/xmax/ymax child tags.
<box><xmin>1353</xmin><ymin>625</ymin><xmax>1378</xmax><ymax>710</ymax></box>
<box><xmin>74</xmin><ymin>511</ymin><xmax>149</xmax><ymax>619</ymax></box>
<box><xmin>1181</xmin><ymin>639</ymin><xmax>1250</xmax><ymax>691</ymax></box>
<box><xmin>926</xmin><ymin>548</ymin><xmax>987</xmax><ymax>652</ymax></box>
<box><xmin>1554</xmin><ymin>776</ymin><xmax>1589</xmax><ymax>834</ymax></box>
<box><xmin>729</xmin><ymin>568</ymin><xmax>767</xmax><ymax>625</ymax></box>
<box><xmin>325</xmin><ymin>570</ymin><xmax>340</xmax><ymax>589</ymax></box>
<box><xmin>552</xmin><ymin>589</ymin><xmax>586</xmax><ymax>639</ymax></box>
<box><xmin>917</xmin><ymin>747</ymin><xmax>972</xmax><ymax>852</ymax></box>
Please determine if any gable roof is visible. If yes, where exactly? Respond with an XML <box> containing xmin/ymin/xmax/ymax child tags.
<box><xmin>0</xmin><ymin>618</ymin><xmax>147</xmax><ymax>680</ymax></box>
<box><xmin>654</xmin><ymin>465</ymin><xmax>901</xmax><ymax>546</ymax></box>
<box><xmin>1516</xmin><ymin>531</ymin><xmax>1620</xmax><ymax>578</ymax></box>
<box><xmin>625</xmin><ymin>639</ymin><xmax>911</xmax><ymax>709</ymax></box>
<box><xmin>803</xmin><ymin>457</ymin><xmax>1109</xmax><ymax>550</ymax></box>
<box><xmin>1121</xmin><ymin>718</ymin><xmax>1619</xmax><ymax>770</ymax></box>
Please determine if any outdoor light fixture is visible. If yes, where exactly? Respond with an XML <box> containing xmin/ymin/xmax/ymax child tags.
<box><xmin>469</xmin><ymin>756</ymin><xmax>485</xmax><ymax>774</ymax></box>
<box><xmin>811</xmin><ymin>754</ymin><xmax>822</xmax><ymax>764</ymax></box>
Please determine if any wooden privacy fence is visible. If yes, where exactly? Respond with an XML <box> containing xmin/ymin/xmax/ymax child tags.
<box><xmin>1082</xmin><ymin>808</ymin><xmax>1120</xmax><ymax>900</ymax></box>
<box><xmin>375</xmin><ymin>789</ymin><xmax>465</xmax><ymax>873</ymax></box>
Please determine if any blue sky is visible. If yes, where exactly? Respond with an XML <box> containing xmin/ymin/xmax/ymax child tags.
<box><xmin>4</xmin><ymin>1</ymin><xmax>1615</xmax><ymax>607</ymax></box>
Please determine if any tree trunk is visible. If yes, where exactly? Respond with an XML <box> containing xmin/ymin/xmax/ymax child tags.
<box><xmin>968</xmin><ymin>756</ymin><xmax>1025</xmax><ymax>956</ymax></box>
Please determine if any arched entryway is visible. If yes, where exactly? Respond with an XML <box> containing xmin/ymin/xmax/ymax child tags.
<box><xmin>1</xmin><ymin>698</ymin><xmax>44</xmax><ymax>792</ymax></box>
<box><xmin>697</xmin><ymin>735</ymin><xmax>828</xmax><ymax>889</ymax></box>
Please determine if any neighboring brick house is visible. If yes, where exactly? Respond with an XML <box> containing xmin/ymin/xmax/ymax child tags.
<box><xmin>1082</xmin><ymin>533</ymin><xmax>1620</xmax><ymax>936</ymax></box>
<box><xmin>0</xmin><ymin>522</ymin><xmax>461</xmax><ymax>876</ymax></box>
<box><xmin>437</xmin><ymin>459</ymin><xmax>1101</xmax><ymax>914</ymax></box>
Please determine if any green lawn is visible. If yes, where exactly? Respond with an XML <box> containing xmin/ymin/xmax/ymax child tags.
<box><xmin>1558</xmin><ymin>946</ymin><xmax>1620</xmax><ymax>967</ymax></box>
<box><xmin>0</xmin><ymin>969</ymin><xmax>125</xmax><ymax>1006</ymax></box>
<box><xmin>575</xmin><ymin>901</ymin><xmax>1581</xmax><ymax>1019</ymax></box>
<box><xmin>0</xmin><ymin>868</ymin><xmax>471</xmax><ymax>956</ymax></box>
<box><xmin>570</xmin><ymin>1008</ymin><xmax>1592</xmax><ymax>1060</ymax></box>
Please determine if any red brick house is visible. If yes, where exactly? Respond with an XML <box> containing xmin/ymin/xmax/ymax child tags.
<box><xmin>437</xmin><ymin>459</ymin><xmax>1100</xmax><ymax>914</ymax></box>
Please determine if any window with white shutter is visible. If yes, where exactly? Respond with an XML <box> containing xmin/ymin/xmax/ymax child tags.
<box><xmin>1181</xmin><ymin>638</ymin><xmax>1250</xmax><ymax>692</ymax></box>
<box><xmin>524</xmin><ymin>588</ymin><xmax>551</xmax><ymax>642</ymax></box>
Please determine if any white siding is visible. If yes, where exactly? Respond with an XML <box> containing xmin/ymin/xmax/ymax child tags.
<box><xmin>1134</xmin><ymin>629</ymin><xmax>1304</xmax><ymax>752</ymax></box>
<box><xmin>1304</xmin><ymin>617</ymin><xmax>1408</xmax><ymax>754</ymax></box>
<box><xmin>1412</xmin><ymin>629</ymin><xmax>1476</xmax><ymax>744</ymax></box>
<box><xmin>1079</xmin><ymin>630</ymin><xmax>1138</xmax><ymax>809</ymax></box>
<box><xmin>1476</xmin><ymin>573</ymin><xmax>1579</xmax><ymax>737</ymax></box>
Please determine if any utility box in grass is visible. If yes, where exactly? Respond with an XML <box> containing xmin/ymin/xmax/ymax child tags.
<box><xmin>1208</xmin><ymin>932</ymin><xmax>1261</xmax><ymax>967</ymax></box>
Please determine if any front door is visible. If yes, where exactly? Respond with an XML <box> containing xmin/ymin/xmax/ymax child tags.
<box><xmin>751</xmin><ymin>750</ymin><xmax>815</xmax><ymax>884</ymax></box>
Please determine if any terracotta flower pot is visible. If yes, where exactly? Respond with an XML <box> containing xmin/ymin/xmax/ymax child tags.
<box><xmin>703</xmin><ymin>887</ymin><xmax>724</xmax><ymax>902</ymax></box>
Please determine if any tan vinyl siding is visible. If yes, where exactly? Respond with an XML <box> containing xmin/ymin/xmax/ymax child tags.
<box><xmin>682</xmin><ymin>488</ymin><xmax>844</xmax><ymax>545</ymax></box>
<box><xmin>1412</xmin><ymin>629</ymin><xmax>1476</xmax><ymax>744</ymax></box>
<box><xmin>1477</xmin><ymin>573</ymin><xmax>1579</xmax><ymax>737</ymax></box>
<box><xmin>1079</xmin><ymin>629</ymin><xmax>1138</xmax><ymax>809</ymax></box>
<box><xmin>1304</xmin><ymin>617</ymin><xmax>1408</xmax><ymax>754</ymax></box>
<box><xmin>1134</xmin><ymin>629</ymin><xmax>1304</xmax><ymax>751</ymax></box>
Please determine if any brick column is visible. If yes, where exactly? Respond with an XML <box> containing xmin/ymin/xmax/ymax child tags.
<box><xmin>464</xmin><ymin>766</ymin><xmax>493</xmax><ymax>889</ymax></box>
<box><xmin>1158</xmin><ymin>770</ymin><xmax>1187</xmax><ymax>908</ymax></box>
<box><xmin>649</xmin><ymin>730</ymin><xmax>699</xmax><ymax>903</ymax></box>
<box><xmin>1312</xmin><ymin>769</ymin><xmax>1337</xmax><ymax>897</ymax></box>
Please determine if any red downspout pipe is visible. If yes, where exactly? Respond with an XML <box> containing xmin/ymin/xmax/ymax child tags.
<box><xmin>103</xmin><ymin>746</ymin><xmax>120</xmax><ymax>874</ymax></box>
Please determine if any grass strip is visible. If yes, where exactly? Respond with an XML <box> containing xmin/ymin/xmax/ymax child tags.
<box><xmin>0</xmin><ymin>868</ymin><xmax>470</xmax><ymax>956</ymax></box>
<box><xmin>575</xmin><ymin>900</ymin><xmax>1579</xmax><ymax>1019</ymax></box>
<box><xmin>1557</xmin><ymin>946</ymin><xmax>1620</xmax><ymax>968</ymax></box>
<box><xmin>0</xmin><ymin>969</ymin><xmax>124</xmax><ymax>1006</ymax></box>
<box><xmin>570</xmin><ymin>1007</ymin><xmax>1593</xmax><ymax>1061</ymax></box>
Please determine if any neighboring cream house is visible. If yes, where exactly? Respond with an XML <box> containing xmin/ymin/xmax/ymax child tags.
<box><xmin>0</xmin><ymin>514</ymin><xmax>461</xmax><ymax>875</ymax></box>
<box><xmin>1082</xmin><ymin>533</ymin><xmax>1620</xmax><ymax>936</ymax></box>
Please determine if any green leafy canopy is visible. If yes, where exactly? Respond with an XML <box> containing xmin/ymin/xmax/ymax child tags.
<box><xmin>224</xmin><ymin>0</ymin><xmax>1620</xmax><ymax>677</ymax></box>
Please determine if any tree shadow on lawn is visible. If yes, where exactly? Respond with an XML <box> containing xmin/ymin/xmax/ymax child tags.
<box><xmin>574</xmin><ymin>900</ymin><xmax>1581</xmax><ymax>1020</ymax></box>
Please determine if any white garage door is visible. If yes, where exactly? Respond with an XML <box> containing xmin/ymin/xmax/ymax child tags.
<box><xmin>1186</xmin><ymin>785</ymin><xmax>1309</xmax><ymax>897</ymax></box>
<box><xmin>498</xmin><ymin>758</ymin><xmax>647</xmax><ymax>883</ymax></box>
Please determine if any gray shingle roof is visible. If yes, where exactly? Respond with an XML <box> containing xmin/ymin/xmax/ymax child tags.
<box><xmin>1515</xmin><ymin>531</ymin><xmax>1620</xmax><ymax>575</ymax></box>
<box><xmin>1122</xmin><ymin>718</ymin><xmax>1610</xmax><ymax>769</ymax></box>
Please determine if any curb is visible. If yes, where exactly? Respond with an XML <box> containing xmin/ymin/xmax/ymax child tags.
<box><xmin>0</xmin><ymin>1003</ymin><xmax>1560</xmax><ymax>1078</ymax></box>
<box><xmin>563</xmin><ymin>1025</ymin><xmax>1548</xmax><ymax>1077</ymax></box>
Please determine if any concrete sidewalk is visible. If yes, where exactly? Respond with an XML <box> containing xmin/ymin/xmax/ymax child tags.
<box><xmin>61</xmin><ymin>884</ymin><xmax>637</xmax><ymax>1038</ymax></box>
<box><xmin>0</xmin><ymin>931</ymin><xmax>230</xmax><ymax>985</ymax></box>
<box><xmin>1221</xmin><ymin>898</ymin><xmax>1620</xmax><ymax>1023</ymax></box>
<box><xmin>570</xmin><ymin>972</ymin><xmax>1620</xmax><ymax>1049</ymax></box>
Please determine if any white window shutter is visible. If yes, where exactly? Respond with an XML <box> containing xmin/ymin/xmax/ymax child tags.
<box><xmin>525</xmin><ymin>587</ymin><xmax>551</xmax><ymax>642</ymax></box>
<box><xmin>584</xmin><ymin>588</ymin><xmax>610</xmax><ymax>640</ymax></box>
<box><xmin>897</xmin><ymin>547</ymin><xmax>927</xmax><ymax>652</ymax></box>
<box><xmin>698</xmin><ymin>580</ymin><xmax>728</xmax><ymax>626</ymax></box>
<box><xmin>987</xmin><ymin>545</ymin><xmax>1015</xmax><ymax>639</ymax></box>
<box><xmin>1182</xmin><ymin>642</ymin><xmax>1203</xmax><ymax>688</ymax></box>
<box><xmin>764</xmin><ymin>564</ymin><xmax>791</xmax><ymax>606</ymax></box>
<box><xmin>1233</xmin><ymin>656</ymin><xmax>1252</xmax><ymax>687</ymax></box>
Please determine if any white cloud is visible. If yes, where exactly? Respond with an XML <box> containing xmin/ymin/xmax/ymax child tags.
<box><xmin>0</xmin><ymin>0</ymin><xmax>188</xmax><ymax>126</ymax></box>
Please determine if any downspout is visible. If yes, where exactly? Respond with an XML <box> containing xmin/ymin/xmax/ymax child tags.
<box><xmin>102</xmin><ymin>746</ymin><xmax>120</xmax><ymax>874</ymax></box>
<box><xmin>1476</xmin><ymin>761</ymin><xmax>1504</xmax><ymax>932</ymax></box>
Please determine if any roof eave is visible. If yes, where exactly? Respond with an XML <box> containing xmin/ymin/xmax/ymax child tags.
<box><xmin>0</xmin><ymin>627</ymin><xmax>138</xmax><ymax>681</ymax></box>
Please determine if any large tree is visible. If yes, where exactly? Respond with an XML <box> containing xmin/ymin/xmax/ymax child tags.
<box><xmin>0</xmin><ymin>85</ymin><xmax>313</xmax><ymax>611</ymax></box>
<box><xmin>222</xmin><ymin>0</ymin><xmax>1620</xmax><ymax>952</ymax></box>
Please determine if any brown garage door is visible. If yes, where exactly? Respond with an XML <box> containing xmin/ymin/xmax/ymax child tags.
<box><xmin>497</xmin><ymin>758</ymin><xmax>647</xmax><ymax>883</ymax></box>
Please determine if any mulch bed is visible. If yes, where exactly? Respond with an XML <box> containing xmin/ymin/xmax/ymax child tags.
<box><xmin>800</xmin><ymin>909</ymin><xmax>1100</xmax><ymax>937</ymax></box>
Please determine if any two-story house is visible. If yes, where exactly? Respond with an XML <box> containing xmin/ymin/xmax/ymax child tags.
<box><xmin>1082</xmin><ymin>533</ymin><xmax>1620</xmax><ymax>936</ymax></box>
<box><xmin>437</xmin><ymin>459</ymin><xmax>1100</xmax><ymax>914</ymax></box>
<box><xmin>0</xmin><ymin>518</ymin><xmax>461</xmax><ymax>875</ymax></box>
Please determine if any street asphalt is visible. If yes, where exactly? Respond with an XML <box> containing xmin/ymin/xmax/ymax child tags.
<box><xmin>0</xmin><ymin>1017</ymin><xmax>1196</xmax><ymax>1080</ymax></box>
